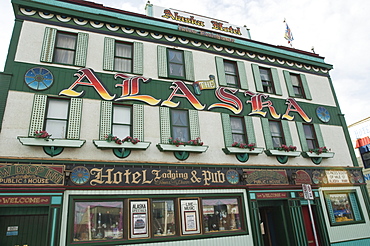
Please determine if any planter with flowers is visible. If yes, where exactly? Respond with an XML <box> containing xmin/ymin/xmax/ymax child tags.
<box><xmin>265</xmin><ymin>145</ymin><xmax>301</xmax><ymax>164</ymax></box>
<box><xmin>157</xmin><ymin>137</ymin><xmax>208</xmax><ymax>160</ymax></box>
<box><xmin>93</xmin><ymin>134</ymin><xmax>151</xmax><ymax>158</ymax></box>
<box><xmin>223</xmin><ymin>142</ymin><xmax>264</xmax><ymax>163</ymax></box>
<box><xmin>17</xmin><ymin>131</ymin><xmax>85</xmax><ymax>157</ymax></box>
<box><xmin>302</xmin><ymin>146</ymin><xmax>334</xmax><ymax>164</ymax></box>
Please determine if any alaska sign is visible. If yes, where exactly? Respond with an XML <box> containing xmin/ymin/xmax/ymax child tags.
<box><xmin>59</xmin><ymin>68</ymin><xmax>312</xmax><ymax>123</ymax></box>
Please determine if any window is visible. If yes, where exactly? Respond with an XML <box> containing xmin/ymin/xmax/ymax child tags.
<box><xmin>303</xmin><ymin>124</ymin><xmax>318</xmax><ymax>150</ymax></box>
<box><xmin>152</xmin><ymin>199</ymin><xmax>176</xmax><ymax>236</ymax></box>
<box><xmin>215</xmin><ymin>57</ymin><xmax>248</xmax><ymax>89</ymax></box>
<box><xmin>224</xmin><ymin>60</ymin><xmax>238</xmax><ymax>87</ymax></box>
<box><xmin>41</xmin><ymin>27</ymin><xmax>88</xmax><ymax>67</ymax></box>
<box><xmin>361</xmin><ymin>152</ymin><xmax>370</xmax><ymax>168</ymax></box>
<box><xmin>171</xmin><ymin>109</ymin><xmax>190</xmax><ymax>142</ymax></box>
<box><xmin>112</xmin><ymin>105</ymin><xmax>132</xmax><ymax>139</ymax></box>
<box><xmin>283</xmin><ymin>71</ymin><xmax>312</xmax><ymax>100</ymax></box>
<box><xmin>45</xmin><ymin>98</ymin><xmax>69</xmax><ymax>138</ymax></box>
<box><xmin>251</xmin><ymin>64</ymin><xmax>282</xmax><ymax>95</ymax></box>
<box><xmin>73</xmin><ymin>201</ymin><xmax>124</xmax><ymax>241</ymax></box>
<box><xmin>53</xmin><ymin>32</ymin><xmax>77</xmax><ymax>65</ymax></box>
<box><xmin>114</xmin><ymin>42</ymin><xmax>133</xmax><ymax>72</ymax></box>
<box><xmin>269</xmin><ymin>120</ymin><xmax>285</xmax><ymax>148</ymax></box>
<box><xmin>261</xmin><ymin>118</ymin><xmax>293</xmax><ymax>150</ymax></box>
<box><xmin>324</xmin><ymin>191</ymin><xmax>364</xmax><ymax>225</ymax></box>
<box><xmin>103</xmin><ymin>38</ymin><xmax>143</xmax><ymax>74</ymax></box>
<box><xmin>158</xmin><ymin>46</ymin><xmax>194</xmax><ymax>81</ymax></box>
<box><xmin>99</xmin><ymin>101</ymin><xmax>144</xmax><ymax>141</ymax></box>
<box><xmin>28</xmin><ymin>94</ymin><xmax>82</xmax><ymax>140</ymax></box>
<box><xmin>202</xmin><ymin>198</ymin><xmax>242</xmax><ymax>233</ymax></box>
<box><xmin>230</xmin><ymin>116</ymin><xmax>247</xmax><ymax>144</ymax></box>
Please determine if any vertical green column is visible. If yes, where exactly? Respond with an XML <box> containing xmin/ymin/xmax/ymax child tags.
<box><xmin>49</xmin><ymin>207</ymin><xmax>60</xmax><ymax>246</ymax></box>
<box><xmin>249</xmin><ymin>199</ymin><xmax>264</xmax><ymax>246</ymax></box>
<box><xmin>288</xmin><ymin>199</ymin><xmax>307</xmax><ymax>246</ymax></box>
<box><xmin>313</xmin><ymin>198</ymin><xmax>330</xmax><ymax>246</ymax></box>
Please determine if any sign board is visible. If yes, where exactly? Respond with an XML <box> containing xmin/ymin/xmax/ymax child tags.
<box><xmin>302</xmin><ymin>184</ymin><xmax>314</xmax><ymax>200</ymax></box>
<box><xmin>325</xmin><ymin>170</ymin><xmax>350</xmax><ymax>184</ymax></box>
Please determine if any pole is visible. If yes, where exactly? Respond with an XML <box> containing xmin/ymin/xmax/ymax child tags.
<box><xmin>307</xmin><ymin>199</ymin><xmax>319</xmax><ymax>246</ymax></box>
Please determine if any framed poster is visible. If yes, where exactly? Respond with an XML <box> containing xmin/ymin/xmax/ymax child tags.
<box><xmin>179</xmin><ymin>198</ymin><xmax>200</xmax><ymax>235</ymax></box>
<box><xmin>130</xmin><ymin>200</ymin><xmax>149</xmax><ymax>239</ymax></box>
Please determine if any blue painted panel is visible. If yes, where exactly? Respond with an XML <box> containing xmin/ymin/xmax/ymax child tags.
<box><xmin>331</xmin><ymin>238</ymin><xmax>370</xmax><ymax>246</ymax></box>
<box><xmin>51</xmin><ymin>196</ymin><xmax>62</xmax><ymax>205</ymax></box>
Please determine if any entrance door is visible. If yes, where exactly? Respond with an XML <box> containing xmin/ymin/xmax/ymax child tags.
<box><xmin>259</xmin><ymin>206</ymin><xmax>289</xmax><ymax>246</ymax></box>
<box><xmin>302</xmin><ymin>205</ymin><xmax>320</xmax><ymax>246</ymax></box>
<box><xmin>0</xmin><ymin>207</ymin><xmax>48</xmax><ymax>246</ymax></box>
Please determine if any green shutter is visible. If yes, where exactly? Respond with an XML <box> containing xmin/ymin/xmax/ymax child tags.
<box><xmin>160</xmin><ymin>107</ymin><xmax>171</xmax><ymax>143</ymax></box>
<box><xmin>157</xmin><ymin>46</ymin><xmax>168</xmax><ymax>78</ymax></box>
<box><xmin>75</xmin><ymin>32</ymin><xmax>89</xmax><ymax>67</ymax></box>
<box><xmin>314</xmin><ymin>124</ymin><xmax>325</xmax><ymax>147</ymax></box>
<box><xmin>325</xmin><ymin>194</ymin><xmax>336</xmax><ymax>224</ymax></box>
<box><xmin>99</xmin><ymin>100</ymin><xmax>112</xmax><ymax>140</ymax></box>
<box><xmin>251</xmin><ymin>64</ymin><xmax>263</xmax><ymax>92</ymax></box>
<box><xmin>348</xmin><ymin>193</ymin><xmax>362</xmax><ymax>221</ymax></box>
<box><xmin>300</xmin><ymin>74</ymin><xmax>312</xmax><ymax>100</ymax></box>
<box><xmin>189</xmin><ymin>110</ymin><xmax>200</xmax><ymax>140</ymax></box>
<box><xmin>67</xmin><ymin>98</ymin><xmax>83</xmax><ymax>139</ymax></box>
<box><xmin>133</xmin><ymin>104</ymin><xmax>144</xmax><ymax>140</ymax></box>
<box><xmin>261</xmin><ymin>118</ymin><xmax>273</xmax><ymax>149</ymax></box>
<box><xmin>296</xmin><ymin>122</ymin><xmax>308</xmax><ymax>151</ymax></box>
<box><xmin>245</xmin><ymin>116</ymin><xmax>256</xmax><ymax>144</ymax></box>
<box><xmin>221</xmin><ymin>113</ymin><xmax>233</xmax><ymax>146</ymax></box>
<box><xmin>103</xmin><ymin>37</ymin><xmax>115</xmax><ymax>71</ymax></box>
<box><xmin>215</xmin><ymin>57</ymin><xmax>227</xmax><ymax>86</ymax></box>
<box><xmin>28</xmin><ymin>94</ymin><xmax>47</xmax><ymax>136</ymax></box>
<box><xmin>184</xmin><ymin>50</ymin><xmax>195</xmax><ymax>81</ymax></box>
<box><xmin>237</xmin><ymin>61</ymin><xmax>248</xmax><ymax>90</ymax></box>
<box><xmin>133</xmin><ymin>42</ymin><xmax>144</xmax><ymax>75</ymax></box>
<box><xmin>281</xmin><ymin>120</ymin><xmax>293</xmax><ymax>146</ymax></box>
<box><xmin>283</xmin><ymin>70</ymin><xmax>295</xmax><ymax>97</ymax></box>
<box><xmin>271</xmin><ymin>68</ymin><xmax>282</xmax><ymax>95</ymax></box>
<box><xmin>40</xmin><ymin>27</ymin><xmax>57</xmax><ymax>63</ymax></box>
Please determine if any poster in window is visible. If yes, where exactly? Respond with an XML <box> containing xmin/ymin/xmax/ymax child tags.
<box><xmin>180</xmin><ymin>199</ymin><xmax>200</xmax><ymax>235</ymax></box>
<box><xmin>328</xmin><ymin>193</ymin><xmax>354</xmax><ymax>223</ymax></box>
<box><xmin>130</xmin><ymin>200</ymin><xmax>149</xmax><ymax>238</ymax></box>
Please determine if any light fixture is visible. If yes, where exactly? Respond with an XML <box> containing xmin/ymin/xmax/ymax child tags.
<box><xmin>242</xmin><ymin>171</ymin><xmax>248</xmax><ymax>181</ymax></box>
<box><xmin>64</xmin><ymin>169</ymin><xmax>72</xmax><ymax>184</ymax></box>
<box><xmin>290</xmin><ymin>172</ymin><xmax>297</xmax><ymax>184</ymax></box>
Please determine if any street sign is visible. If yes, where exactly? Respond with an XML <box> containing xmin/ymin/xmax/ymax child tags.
<box><xmin>302</xmin><ymin>184</ymin><xmax>314</xmax><ymax>200</ymax></box>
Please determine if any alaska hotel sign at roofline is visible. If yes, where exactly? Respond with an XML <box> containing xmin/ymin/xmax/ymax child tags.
<box><xmin>148</xmin><ymin>5</ymin><xmax>250</xmax><ymax>39</ymax></box>
<box><xmin>59</xmin><ymin>68</ymin><xmax>313</xmax><ymax>122</ymax></box>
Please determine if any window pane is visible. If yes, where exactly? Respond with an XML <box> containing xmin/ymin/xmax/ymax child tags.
<box><xmin>168</xmin><ymin>50</ymin><xmax>183</xmax><ymax>63</ymax></box>
<box><xmin>74</xmin><ymin>201</ymin><xmax>123</xmax><ymax>241</ymax></box>
<box><xmin>152</xmin><ymin>200</ymin><xmax>176</xmax><ymax>236</ymax></box>
<box><xmin>230</xmin><ymin>117</ymin><xmax>244</xmax><ymax>134</ymax></box>
<box><xmin>172</xmin><ymin>126</ymin><xmax>189</xmax><ymax>142</ymax></box>
<box><xmin>329</xmin><ymin>194</ymin><xmax>354</xmax><ymax>222</ymax></box>
<box><xmin>269</xmin><ymin>121</ymin><xmax>281</xmax><ymax>137</ymax></box>
<box><xmin>291</xmin><ymin>74</ymin><xmax>300</xmax><ymax>86</ymax></box>
<box><xmin>115</xmin><ymin>43</ymin><xmax>132</xmax><ymax>58</ymax></box>
<box><xmin>303</xmin><ymin>125</ymin><xmax>314</xmax><ymax>138</ymax></box>
<box><xmin>113</xmin><ymin>106</ymin><xmax>131</xmax><ymax>124</ymax></box>
<box><xmin>171</xmin><ymin>110</ymin><xmax>188</xmax><ymax>127</ymax></box>
<box><xmin>114</xmin><ymin>58</ymin><xmax>132</xmax><ymax>72</ymax></box>
<box><xmin>224</xmin><ymin>61</ymin><xmax>236</xmax><ymax>75</ymax></box>
<box><xmin>232</xmin><ymin>134</ymin><xmax>245</xmax><ymax>144</ymax></box>
<box><xmin>47</xmin><ymin>99</ymin><xmax>69</xmax><ymax>119</ymax></box>
<box><xmin>56</xmin><ymin>33</ymin><xmax>76</xmax><ymax>49</ymax></box>
<box><xmin>169</xmin><ymin>63</ymin><xmax>184</xmax><ymax>77</ymax></box>
<box><xmin>225</xmin><ymin>74</ymin><xmax>237</xmax><ymax>86</ymax></box>
<box><xmin>112</xmin><ymin>125</ymin><xmax>130</xmax><ymax>139</ymax></box>
<box><xmin>54</xmin><ymin>49</ymin><xmax>75</xmax><ymax>64</ymax></box>
<box><xmin>45</xmin><ymin>120</ymin><xmax>67</xmax><ymax>138</ymax></box>
<box><xmin>202</xmin><ymin>198</ymin><xmax>241</xmax><ymax>233</ymax></box>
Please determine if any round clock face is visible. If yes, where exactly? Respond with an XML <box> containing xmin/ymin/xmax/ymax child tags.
<box><xmin>316</xmin><ymin>106</ymin><xmax>330</xmax><ymax>123</ymax></box>
<box><xmin>24</xmin><ymin>67</ymin><xmax>53</xmax><ymax>90</ymax></box>
<box><xmin>226</xmin><ymin>170</ymin><xmax>240</xmax><ymax>184</ymax></box>
<box><xmin>70</xmin><ymin>166</ymin><xmax>90</xmax><ymax>185</ymax></box>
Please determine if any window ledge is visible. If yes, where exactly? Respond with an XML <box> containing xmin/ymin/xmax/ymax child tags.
<box><xmin>93</xmin><ymin>140</ymin><xmax>151</xmax><ymax>150</ymax></box>
<box><xmin>223</xmin><ymin>147</ymin><xmax>264</xmax><ymax>155</ymax></box>
<box><xmin>265</xmin><ymin>149</ymin><xmax>301</xmax><ymax>157</ymax></box>
<box><xmin>18</xmin><ymin>137</ymin><xmax>85</xmax><ymax>148</ymax></box>
<box><xmin>302</xmin><ymin>151</ymin><xmax>335</xmax><ymax>158</ymax></box>
<box><xmin>156</xmin><ymin>144</ymin><xmax>208</xmax><ymax>153</ymax></box>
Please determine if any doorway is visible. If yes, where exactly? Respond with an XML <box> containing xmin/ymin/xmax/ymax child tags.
<box><xmin>259</xmin><ymin>205</ymin><xmax>290</xmax><ymax>246</ymax></box>
<box><xmin>0</xmin><ymin>207</ymin><xmax>49</xmax><ymax>246</ymax></box>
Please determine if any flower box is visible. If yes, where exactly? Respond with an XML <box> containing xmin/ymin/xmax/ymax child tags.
<box><xmin>223</xmin><ymin>147</ymin><xmax>264</xmax><ymax>155</ymax></box>
<box><xmin>265</xmin><ymin>149</ymin><xmax>301</xmax><ymax>157</ymax></box>
<box><xmin>18</xmin><ymin>137</ymin><xmax>85</xmax><ymax>148</ymax></box>
<box><xmin>156</xmin><ymin>144</ymin><xmax>208</xmax><ymax>153</ymax></box>
<box><xmin>93</xmin><ymin>140</ymin><xmax>151</xmax><ymax>150</ymax></box>
<box><xmin>302</xmin><ymin>151</ymin><xmax>335</xmax><ymax>158</ymax></box>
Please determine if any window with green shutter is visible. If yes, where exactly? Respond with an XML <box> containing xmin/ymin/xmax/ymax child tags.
<box><xmin>251</xmin><ymin>64</ymin><xmax>282</xmax><ymax>95</ymax></box>
<box><xmin>221</xmin><ymin>113</ymin><xmax>256</xmax><ymax>146</ymax></box>
<box><xmin>283</xmin><ymin>70</ymin><xmax>312</xmax><ymax>100</ymax></box>
<box><xmin>261</xmin><ymin>118</ymin><xmax>293</xmax><ymax>149</ymax></box>
<box><xmin>215</xmin><ymin>57</ymin><xmax>248</xmax><ymax>89</ymax></box>
<box><xmin>40</xmin><ymin>27</ymin><xmax>88</xmax><ymax>67</ymax></box>
<box><xmin>103</xmin><ymin>37</ymin><xmax>143</xmax><ymax>74</ymax></box>
<box><xmin>157</xmin><ymin>46</ymin><xmax>194</xmax><ymax>81</ymax></box>
<box><xmin>296</xmin><ymin>122</ymin><xmax>324</xmax><ymax>152</ymax></box>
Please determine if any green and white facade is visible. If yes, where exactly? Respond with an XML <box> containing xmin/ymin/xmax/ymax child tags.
<box><xmin>0</xmin><ymin>0</ymin><xmax>369</xmax><ymax>245</ymax></box>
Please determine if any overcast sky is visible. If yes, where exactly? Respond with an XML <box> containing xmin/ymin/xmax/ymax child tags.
<box><xmin>1</xmin><ymin>0</ymin><xmax>369</xmax><ymax>126</ymax></box>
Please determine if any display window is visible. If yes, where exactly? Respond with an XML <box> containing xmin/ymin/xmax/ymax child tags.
<box><xmin>152</xmin><ymin>199</ymin><xmax>176</xmax><ymax>237</ymax></box>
